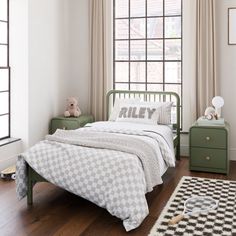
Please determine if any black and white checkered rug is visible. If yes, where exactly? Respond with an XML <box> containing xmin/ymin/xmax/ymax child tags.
<box><xmin>149</xmin><ymin>176</ymin><xmax>236</xmax><ymax>236</ymax></box>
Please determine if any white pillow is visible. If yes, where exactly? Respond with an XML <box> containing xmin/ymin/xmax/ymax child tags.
<box><xmin>115</xmin><ymin>101</ymin><xmax>173</xmax><ymax>125</ymax></box>
<box><xmin>109</xmin><ymin>98</ymin><xmax>141</xmax><ymax>121</ymax></box>
<box><xmin>156</xmin><ymin>102</ymin><xmax>173</xmax><ymax>125</ymax></box>
<box><xmin>115</xmin><ymin>103</ymin><xmax>160</xmax><ymax>125</ymax></box>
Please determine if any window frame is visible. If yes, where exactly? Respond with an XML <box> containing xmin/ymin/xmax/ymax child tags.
<box><xmin>0</xmin><ymin>0</ymin><xmax>10</xmax><ymax>140</ymax></box>
<box><xmin>113</xmin><ymin>0</ymin><xmax>183</xmax><ymax>126</ymax></box>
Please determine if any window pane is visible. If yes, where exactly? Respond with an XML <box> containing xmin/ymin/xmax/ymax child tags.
<box><xmin>115</xmin><ymin>19</ymin><xmax>129</xmax><ymax>39</ymax></box>
<box><xmin>130</xmin><ymin>18</ymin><xmax>145</xmax><ymax>39</ymax></box>
<box><xmin>165</xmin><ymin>0</ymin><xmax>181</xmax><ymax>16</ymax></box>
<box><xmin>130</xmin><ymin>62</ymin><xmax>145</xmax><ymax>82</ymax></box>
<box><xmin>165</xmin><ymin>84</ymin><xmax>182</xmax><ymax>101</ymax></box>
<box><xmin>115</xmin><ymin>0</ymin><xmax>129</xmax><ymax>18</ymax></box>
<box><xmin>0</xmin><ymin>45</ymin><xmax>7</xmax><ymax>66</ymax></box>
<box><xmin>115</xmin><ymin>83</ymin><xmax>129</xmax><ymax>90</ymax></box>
<box><xmin>147</xmin><ymin>62</ymin><xmax>163</xmax><ymax>82</ymax></box>
<box><xmin>0</xmin><ymin>68</ymin><xmax>8</xmax><ymax>91</ymax></box>
<box><xmin>115</xmin><ymin>62</ymin><xmax>129</xmax><ymax>82</ymax></box>
<box><xmin>115</xmin><ymin>40</ymin><xmax>129</xmax><ymax>60</ymax></box>
<box><xmin>165</xmin><ymin>62</ymin><xmax>181</xmax><ymax>83</ymax></box>
<box><xmin>0</xmin><ymin>0</ymin><xmax>7</xmax><ymax>21</ymax></box>
<box><xmin>0</xmin><ymin>91</ymin><xmax>8</xmax><ymax>114</ymax></box>
<box><xmin>130</xmin><ymin>0</ymin><xmax>145</xmax><ymax>17</ymax></box>
<box><xmin>130</xmin><ymin>40</ymin><xmax>145</xmax><ymax>60</ymax></box>
<box><xmin>147</xmin><ymin>83</ymin><xmax>163</xmax><ymax>92</ymax></box>
<box><xmin>169</xmin><ymin>106</ymin><xmax>179</xmax><ymax>124</ymax></box>
<box><xmin>147</xmin><ymin>40</ymin><xmax>163</xmax><ymax>60</ymax></box>
<box><xmin>147</xmin><ymin>18</ymin><xmax>163</xmax><ymax>38</ymax></box>
<box><xmin>165</xmin><ymin>39</ymin><xmax>181</xmax><ymax>60</ymax></box>
<box><xmin>130</xmin><ymin>83</ymin><xmax>146</xmax><ymax>91</ymax></box>
<box><xmin>165</xmin><ymin>17</ymin><xmax>181</xmax><ymax>38</ymax></box>
<box><xmin>0</xmin><ymin>114</ymin><xmax>9</xmax><ymax>138</ymax></box>
<box><xmin>0</xmin><ymin>22</ymin><xmax>7</xmax><ymax>44</ymax></box>
<box><xmin>147</xmin><ymin>0</ymin><xmax>163</xmax><ymax>16</ymax></box>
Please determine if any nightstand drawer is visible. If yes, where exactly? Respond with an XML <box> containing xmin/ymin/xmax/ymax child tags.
<box><xmin>190</xmin><ymin>128</ymin><xmax>227</xmax><ymax>149</ymax></box>
<box><xmin>190</xmin><ymin>147</ymin><xmax>226</xmax><ymax>169</ymax></box>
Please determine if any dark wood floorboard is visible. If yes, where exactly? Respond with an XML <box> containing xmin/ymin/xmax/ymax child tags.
<box><xmin>0</xmin><ymin>157</ymin><xmax>236</xmax><ymax>236</ymax></box>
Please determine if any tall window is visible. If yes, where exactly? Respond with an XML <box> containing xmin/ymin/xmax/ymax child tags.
<box><xmin>113</xmin><ymin>0</ymin><xmax>182</xmax><ymax>113</ymax></box>
<box><xmin>0</xmin><ymin>0</ymin><xmax>10</xmax><ymax>140</ymax></box>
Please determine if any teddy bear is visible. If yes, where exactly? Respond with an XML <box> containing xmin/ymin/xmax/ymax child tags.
<box><xmin>64</xmin><ymin>97</ymin><xmax>81</xmax><ymax>117</ymax></box>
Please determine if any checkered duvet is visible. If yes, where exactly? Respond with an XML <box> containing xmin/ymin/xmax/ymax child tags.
<box><xmin>16</xmin><ymin>122</ymin><xmax>175</xmax><ymax>231</ymax></box>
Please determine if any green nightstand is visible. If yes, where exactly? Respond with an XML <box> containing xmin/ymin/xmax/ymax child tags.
<box><xmin>189</xmin><ymin>122</ymin><xmax>229</xmax><ymax>174</ymax></box>
<box><xmin>49</xmin><ymin>115</ymin><xmax>94</xmax><ymax>134</ymax></box>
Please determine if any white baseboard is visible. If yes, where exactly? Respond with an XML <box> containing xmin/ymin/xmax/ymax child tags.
<box><xmin>0</xmin><ymin>140</ymin><xmax>22</xmax><ymax>171</ymax></box>
<box><xmin>229</xmin><ymin>148</ymin><xmax>236</xmax><ymax>161</ymax></box>
<box><xmin>180</xmin><ymin>145</ymin><xmax>189</xmax><ymax>157</ymax></box>
<box><xmin>0</xmin><ymin>155</ymin><xmax>17</xmax><ymax>171</ymax></box>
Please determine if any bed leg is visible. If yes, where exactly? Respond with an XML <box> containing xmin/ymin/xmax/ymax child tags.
<box><xmin>27</xmin><ymin>165</ymin><xmax>33</xmax><ymax>205</ymax></box>
<box><xmin>27</xmin><ymin>180</ymin><xmax>33</xmax><ymax>205</ymax></box>
<box><xmin>176</xmin><ymin>142</ymin><xmax>180</xmax><ymax>160</ymax></box>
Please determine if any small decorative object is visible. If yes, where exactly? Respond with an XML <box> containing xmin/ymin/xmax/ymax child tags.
<box><xmin>204</xmin><ymin>106</ymin><xmax>217</xmax><ymax>120</ymax></box>
<box><xmin>1</xmin><ymin>165</ymin><xmax>16</xmax><ymax>180</ymax></box>
<box><xmin>169</xmin><ymin>196</ymin><xmax>218</xmax><ymax>225</ymax></box>
<box><xmin>228</xmin><ymin>8</ymin><xmax>236</xmax><ymax>45</ymax></box>
<box><xmin>64</xmin><ymin>97</ymin><xmax>81</xmax><ymax>117</ymax></box>
<box><xmin>212</xmin><ymin>96</ymin><xmax>224</xmax><ymax>118</ymax></box>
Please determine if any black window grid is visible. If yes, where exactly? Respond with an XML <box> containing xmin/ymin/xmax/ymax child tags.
<box><xmin>0</xmin><ymin>0</ymin><xmax>10</xmax><ymax>140</ymax></box>
<box><xmin>113</xmin><ymin>0</ymin><xmax>183</xmax><ymax>128</ymax></box>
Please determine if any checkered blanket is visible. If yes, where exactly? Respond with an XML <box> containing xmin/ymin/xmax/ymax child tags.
<box><xmin>16</xmin><ymin>125</ymin><xmax>175</xmax><ymax>231</ymax></box>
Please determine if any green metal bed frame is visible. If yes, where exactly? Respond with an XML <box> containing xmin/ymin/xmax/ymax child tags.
<box><xmin>26</xmin><ymin>90</ymin><xmax>180</xmax><ymax>205</ymax></box>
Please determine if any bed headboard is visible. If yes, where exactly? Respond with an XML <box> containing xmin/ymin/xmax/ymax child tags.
<box><xmin>106</xmin><ymin>90</ymin><xmax>180</xmax><ymax>129</ymax></box>
<box><xmin>106</xmin><ymin>90</ymin><xmax>181</xmax><ymax>159</ymax></box>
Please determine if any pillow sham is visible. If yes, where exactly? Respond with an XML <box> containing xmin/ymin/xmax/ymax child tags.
<box><xmin>156</xmin><ymin>102</ymin><xmax>173</xmax><ymax>125</ymax></box>
<box><xmin>116</xmin><ymin>103</ymin><xmax>159</xmax><ymax>125</ymax></box>
<box><xmin>108</xmin><ymin>98</ymin><xmax>141</xmax><ymax>121</ymax></box>
<box><xmin>115</xmin><ymin>101</ymin><xmax>173</xmax><ymax>125</ymax></box>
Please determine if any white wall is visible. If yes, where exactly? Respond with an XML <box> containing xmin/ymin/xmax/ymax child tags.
<box><xmin>10</xmin><ymin>0</ymin><xmax>29</xmax><ymax>148</ymax></box>
<box><xmin>0</xmin><ymin>141</ymin><xmax>22</xmax><ymax>170</ymax></box>
<box><xmin>67</xmin><ymin>0</ymin><xmax>91</xmax><ymax>114</ymax></box>
<box><xmin>0</xmin><ymin>0</ymin><xmax>29</xmax><ymax>171</ymax></box>
<box><xmin>0</xmin><ymin>0</ymin><xmax>73</xmax><ymax>170</ymax></box>
<box><xmin>179</xmin><ymin>0</ymin><xmax>198</xmax><ymax>157</ymax></box>
<box><xmin>215</xmin><ymin>0</ymin><xmax>236</xmax><ymax>160</ymax></box>
<box><xmin>28</xmin><ymin>0</ymin><xmax>70</xmax><ymax>146</ymax></box>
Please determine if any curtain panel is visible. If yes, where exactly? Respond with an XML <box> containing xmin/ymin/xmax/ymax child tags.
<box><xmin>196</xmin><ymin>0</ymin><xmax>219</xmax><ymax>117</ymax></box>
<box><xmin>89</xmin><ymin>0</ymin><xmax>112</xmax><ymax>121</ymax></box>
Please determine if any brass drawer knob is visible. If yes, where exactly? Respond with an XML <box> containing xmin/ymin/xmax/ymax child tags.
<box><xmin>206</xmin><ymin>156</ymin><xmax>211</xmax><ymax>160</ymax></box>
<box><xmin>206</xmin><ymin>136</ymin><xmax>211</xmax><ymax>141</ymax></box>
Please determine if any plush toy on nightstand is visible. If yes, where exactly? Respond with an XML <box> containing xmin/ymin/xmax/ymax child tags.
<box><xmin>64</xmin><ymin>97</ymin><xmax>81</xmax><ymax>117</ymax></box>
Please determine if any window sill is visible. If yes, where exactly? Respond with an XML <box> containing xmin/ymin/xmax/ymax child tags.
<box><xmin>0</xmin><ymin>138</ymin><xmax>21</xmax><ymax>147</ymax></box>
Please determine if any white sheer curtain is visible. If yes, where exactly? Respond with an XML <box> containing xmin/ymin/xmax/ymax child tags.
<box><xmin>89</xmin><ymin>0</ymin><xmax>112</xmax><ymax>121</ymax></box>
<box><xmin>196</xmin><ymin>0</ymin><xmax>219</xmax><ymax>117</ymax></box>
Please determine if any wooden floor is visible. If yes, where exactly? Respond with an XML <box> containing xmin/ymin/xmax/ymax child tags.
<box><xmin>0</xmin><ymin>158</ymin><xmax>236</xmax><ymax>236</ymax></box>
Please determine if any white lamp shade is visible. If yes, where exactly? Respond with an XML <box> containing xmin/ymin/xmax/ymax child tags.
<box><xmin>212</xmin><ymin>96</ymin><xmax>224</xmax><ymax>108</ymax></box>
